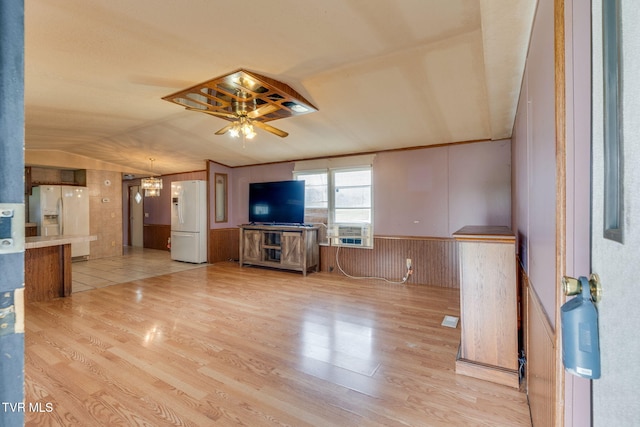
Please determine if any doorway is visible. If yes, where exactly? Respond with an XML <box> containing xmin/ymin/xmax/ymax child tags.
<box><xmin>129</xmin><ymin>185</ymin><xmax>143</xmax><ymax>247</ymax></box>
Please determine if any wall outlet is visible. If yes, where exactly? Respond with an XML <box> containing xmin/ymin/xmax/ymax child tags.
<box><xmin>406</xmin><ymin>258</ymin><xmax>412</xmax><ymax>269</ymax></box>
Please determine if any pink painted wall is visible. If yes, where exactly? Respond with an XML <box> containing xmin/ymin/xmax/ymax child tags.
<box><xmin>512</xmin><ymin>0</ymin><xmax>557</xmax><ymax>323</ymax></box>
<box><xmin>374</xmin><ymin>148</ymin><xmax>449</xmax><ymax>236</ymax></box>
<box><xmin>135</xmin><ymin>140</ymin><xmax>511</xmax><ymax>240</ymax></box>
<box><xmin>448</xmin><ymin>140</ymin><xmax>511</xmax><ymax>234</ymax></box>
<box><xmin>375</xmin><ymin>140</ymin><xmax>511</xmax><ymax>237</ymax></box>
<box><xmin>229</xmin><ymin>162</ymin><xmax>296</xmax><ymax>226</ymax></box>
<box><xmin>225</xmin><ymin>141</ymin><xmax>511</xmax><ymax>238</ymax></box>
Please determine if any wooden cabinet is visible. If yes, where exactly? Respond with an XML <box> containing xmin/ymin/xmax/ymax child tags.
<box><xmin>239</xmin><ymin>225</ymin><xmax>319</xmax><ymax>276</ymax></box>
<box><xmin>27</xmin><ymin>167</ymin><xmax>87</xmax><ymax>189</ymax></box>
<box><xmin>25</xmin><ymin>225</ymin><xmax>37</xmax><ymax>237</ymax></box>
<box><xmin>453</xmin><ymin>226</ymin><xmax>519</xmax><ymax>388</ymax></box>
<box><xmin>25</xmin><ymin>235</ymin><xmax>97</xmax><ymax>302</ymax></box>
<box><xmin>242</xmin><ymin>229</ymin><xmax>262</xmax><ymax>262</ymax></box>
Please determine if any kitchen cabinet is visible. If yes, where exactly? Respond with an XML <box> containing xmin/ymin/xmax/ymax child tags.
<box><xmin>25</xmin><ymin>235</ymin><xmax>97</xmax><ymax>302</ymax></box>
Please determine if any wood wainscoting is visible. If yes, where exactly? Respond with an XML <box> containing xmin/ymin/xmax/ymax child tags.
<box><xmin>209</xmin><ymin>231</ymin><xmax>459</xmax><ymax>288</ymax></box>
<box><xmin>209</xmin><ymin>227</ymin><xmax>239</xmax><ymax>263</ymax></box>
<box><xmin>143</xmin><ymin>226</ymin><xmax>239</xmax><ymax>261</ymax></box>
<box><xmin>320</xmin><ymin>236</ymin><xmax>459</xmax><ymax>288</ymax></box>
<box><xmin>522</xmin><ymin>264</ymin><xmax>556</xmax><ymax>426</ymax></box>
<box><xmin>143</xmin><ymin>224</ymin><xmax>171</xmax><ymax>251</ymax></box>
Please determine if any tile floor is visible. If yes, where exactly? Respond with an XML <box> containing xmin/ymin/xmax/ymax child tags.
<box><xmin>72</xmin><ymin>246</ymin><xmax>209</xmax><ymax>293</ymax></box>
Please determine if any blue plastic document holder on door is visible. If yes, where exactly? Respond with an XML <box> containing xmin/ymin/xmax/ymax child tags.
<box><xmin>561</xmin><ymin>276</ymin><xmax>601</xmax><ymax>379</ymax></box>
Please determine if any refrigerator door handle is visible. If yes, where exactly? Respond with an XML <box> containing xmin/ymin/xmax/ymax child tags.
<box><xmin>178</xmin><ymin>188</ymin><xmax>185</xmax><ymax>225</ymax></box>
<box><xmin>59</xmin><ymin>197</ymin><xmax>64</xmax><ymax>235</ymax></box>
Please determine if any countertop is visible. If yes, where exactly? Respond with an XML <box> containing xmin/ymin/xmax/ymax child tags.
<box><xmin>25</xmin><ymin>235</ymin><xmax>98</xmax><ymax>249</ymax></box>
<box><xmin>452</xmin><ymin>226</ymin><xmax>515</xmax><ymax>241</ymax></box>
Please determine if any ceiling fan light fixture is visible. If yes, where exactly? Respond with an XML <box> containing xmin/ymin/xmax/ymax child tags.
<box><xmin>290</xmin><ymin>104</ymin><xmax>309</xmax><ymax>113</ymax></box>
<box><xmin>241</xmin><ymin>120</ymin><xmax>256</xmax><ymax>139</ymax></box>
<box><xmin>226</xmin><ymin>117</ymin><xmax>257</xmax><ymax>140</ymax></box>
<box><xmin>163</xmin><ymin>69</ymin><xmax>317</xmax><ymax>140</ymax></box>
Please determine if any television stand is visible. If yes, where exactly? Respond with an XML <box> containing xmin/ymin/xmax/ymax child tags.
<box><xmin>239</xmin><ymin>224</ymin><xmax>319</xmax><ymax>276</ymax></box>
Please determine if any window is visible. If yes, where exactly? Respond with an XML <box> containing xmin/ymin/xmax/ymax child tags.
<box><xmin>333</xmin><ymin>168</ymin><xmax>372</xmax><ymax>224</ymax></box>
<box><xmin>296</xmin><ymin>171</ymin><xmax>328</xmax><ymax>209</ymax></box>
<box><xmin>295</xmin><ymin>164</ymin><xmax>373</xmax><ymax>248</ymax></box>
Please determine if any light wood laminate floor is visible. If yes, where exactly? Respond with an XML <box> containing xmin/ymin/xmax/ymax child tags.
<box><xmin>25</xmin><ymin>253</ymin><xmax>531</xmax><ymax>426</ymax></box>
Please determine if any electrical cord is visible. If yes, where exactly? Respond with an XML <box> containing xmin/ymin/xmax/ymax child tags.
<box><xmin>335</xmin><ymin>245</ymin><xmax>412</xmax><ymax>285</ymax></box>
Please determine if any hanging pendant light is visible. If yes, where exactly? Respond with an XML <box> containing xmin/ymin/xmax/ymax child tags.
<box><xmin>140</xmin><ymin>158</ymin><xmax>163</xmax><ymax>197</ymax></box>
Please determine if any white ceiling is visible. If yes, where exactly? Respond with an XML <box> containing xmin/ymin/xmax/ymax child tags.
<box><xmin>24</xmin><ymin>0</ymin><xmax>536</xmax><ymax>176</ymax></box>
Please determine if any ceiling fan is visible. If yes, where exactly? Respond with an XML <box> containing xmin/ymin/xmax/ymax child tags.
<box><xmin>163</xmin><ymin>69</ymin><xmax>318</xmax><ymax>140</ymax></box>
<box><xmin>187</xmin><ymin>96</ymin><xmax>288</xmax><ymax>138</ymax></box>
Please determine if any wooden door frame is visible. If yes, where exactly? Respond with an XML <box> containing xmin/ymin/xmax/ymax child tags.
<box><xmin>554</xmin><ymin>0</ymin><xmax>593</xmax><ymax>425</ymax></box>
<box><xmin>555</xmin><ymin>0</ymin><xmax>568</xmax><ymax>424</ymax></box>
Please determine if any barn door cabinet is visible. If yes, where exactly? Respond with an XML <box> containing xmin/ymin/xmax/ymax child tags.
<box><xmin>453</xmin><ymin>225</ymin><xmax>519</xmax><ymax>388</ymax></box>
<box><xmin>239</xmin><ymin>225</ymin><xmax>319</xmax><ymax>276</ymax></box>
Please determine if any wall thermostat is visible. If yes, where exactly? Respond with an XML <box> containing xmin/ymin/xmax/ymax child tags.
<box><xmin>0</xmin><ymin>204</ymin><xmax>25</xmax><ymax>254</ymax></box>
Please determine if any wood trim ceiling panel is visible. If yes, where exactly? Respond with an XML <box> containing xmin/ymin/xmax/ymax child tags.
<box><xmin>162</xmin><ymin>69</ymin><xmax>317</xmax><ymax>123</ymax></box>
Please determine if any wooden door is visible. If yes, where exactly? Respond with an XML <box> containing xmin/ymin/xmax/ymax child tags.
<box><xmin>281</xmin><ymin>232</ymin><xmax>302</xmax><ymax>266</ymax></box>
<box><xmin>591</xmin><ymin>0</ymin><xmax>640</xmax><ymax>424</ymax></box>
<box><xmin>242</xmin><ymin>229</ymin><xmax>262</xmax><ymax>262</ymax></box>
<box><xmin>129</xmin><ymin>185</ymin><xmax>143</xmax><ymax>247</ymax></box>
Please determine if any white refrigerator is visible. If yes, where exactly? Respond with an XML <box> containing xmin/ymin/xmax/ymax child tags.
<box><xmin>170</xmin><ymin>180</ymin><xmax>207</xmax><ymax>263</ymax></box>
<box><xmin>29</xmin><ymin>185</ymin><xmax>90</xmax><ymax>257</ymax></box>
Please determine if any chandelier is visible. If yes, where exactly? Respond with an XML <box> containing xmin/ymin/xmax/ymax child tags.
<box><xmin>140</xmin><ymin>158</ymin><xmax>163</xmax><ymax>197</ymax></box>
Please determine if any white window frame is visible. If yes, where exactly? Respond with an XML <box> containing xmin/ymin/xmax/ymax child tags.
<box><xmin>330</xmin><ymin>166</ymin><xmax>373</xmax><ymax>226</ymax></box>
<box><xmin>294</xmin><ymin>164</ymin><xmax>373</xmax><ymax>248</ymax></box>
<box><xmin>294</xmin><ymin>169</ymin><xmax>329</xmax><ymax>210</ymax></box>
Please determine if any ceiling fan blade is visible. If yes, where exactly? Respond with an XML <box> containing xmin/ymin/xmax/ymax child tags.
<box><xmin>215</xmin><ymin>123</ymin><xmax>235</xmax><ymax>135</ymax></box>
<box><xmin>247</xmin><ymin>104</ymin><xmax>278</xmax><ymax>119</ymax></box>
<box><xmin>186</xmin><ymin>107</ymin><xmax>238</xmax><ymax>120</ymax></box>
<box><xmin>253</xmin><ymin>121</ymin><xmax>288</xmax><ymax>138</ymax></box>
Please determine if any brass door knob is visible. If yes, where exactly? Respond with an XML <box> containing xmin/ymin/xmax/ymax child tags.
<box><xmin>561</xmin><ymin>274</ymin><xmax>602</xmax><ymax>303</ymax></box>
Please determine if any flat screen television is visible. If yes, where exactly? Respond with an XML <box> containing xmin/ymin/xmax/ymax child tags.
<box><xmin>249</xmin><ymin>180</ymin><xmax>305</xmax><ymax>225</ymax></box>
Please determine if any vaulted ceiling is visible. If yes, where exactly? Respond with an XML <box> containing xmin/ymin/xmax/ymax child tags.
<box><xmin>24</xmin><ymin>0</ymin><xmax>536</xmax><ymax>176</ymax></box>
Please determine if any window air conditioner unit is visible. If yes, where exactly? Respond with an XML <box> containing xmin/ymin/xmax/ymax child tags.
<box><xmin>330</xmin><ymin>224</ymin><xmax>373</xmax><ymax>248</ymax></box>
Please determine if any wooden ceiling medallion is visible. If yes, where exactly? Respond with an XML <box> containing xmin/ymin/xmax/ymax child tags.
<box><xmin>162</xmin><ymin>69</ymin><xmax>317</xmax><ymax>138</ymax></box>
